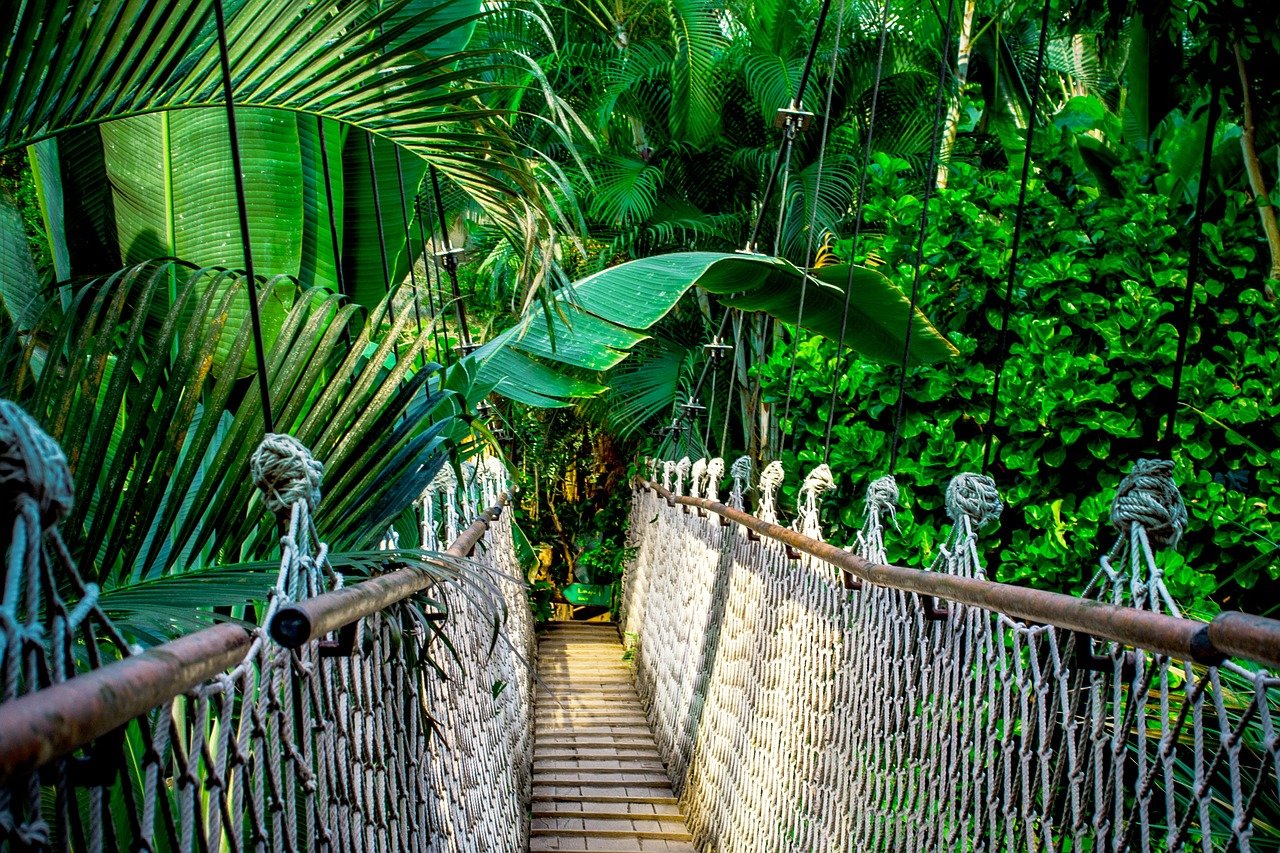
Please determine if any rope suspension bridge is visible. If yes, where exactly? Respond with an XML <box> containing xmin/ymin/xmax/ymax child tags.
<box><xmin>3</xmin><ymin>0</ymin><xmax>1279</xmax><ymax>851</ymax></box>
<box><xmin>3</xmin><ymin>404</ymin><xmax>1280</xmax><ymax>851</ymax></box>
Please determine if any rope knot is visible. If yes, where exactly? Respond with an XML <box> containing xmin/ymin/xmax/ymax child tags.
<box><xmin>706</xmin><ymin>457</ymin><xmax>725</xmax><ymax>502</ymax></box>
<box><xmin>865</xmin><ymin>475</ymin><xmax>899</xmax><ymax>517</ymax></box>
<box><xmin>0</xmin><ymin>400</ymin><xmax>74</xmax><ymax>527</ymax></box>
<box><xmin>728</xmin><ymin>456</ymin><xmax>752</xmax><ymax>510</ymax></box>
<box><xmin>946</xmin><ymin>473</ymin><xmax>1002</xmax><ymax>529</ymax></box>
<box><xmin>690</xmin><ymin>458</ymin><xmax>707</xmax><ymax>499</ymax></box>
<box><xmin>1110</xmin><ymin>458</ymin><xmax>1187</xmax><ymax>549</ymax></box>
<box><xmin>757</xmin><ymin>461</ymin><xmax>785</xmax><ymax>523</ymax></box>
<box><xmin>799</xmin><ymin>464</ymin><xmax>835</xmax><ymax>509</ymax></box>
<box><xmin>250</xmin><ymin>433</ymin><xmax>323</xmax><ymax>516</ymax></box>
<box><xmin>675</xmin><ymin>456</ymin><xmax>692</xmax><ymax>496</ymax></box>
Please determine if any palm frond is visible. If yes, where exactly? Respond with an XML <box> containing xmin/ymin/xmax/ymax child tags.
<box><xmin>0</xmin><ymin>260</ymin><xmax>471</xmax><ymax>592</ymax></box>
<box><xmin>0</xmin><ymin>0</ymin><xmax>580</xmax><ymax>294</ymax></box>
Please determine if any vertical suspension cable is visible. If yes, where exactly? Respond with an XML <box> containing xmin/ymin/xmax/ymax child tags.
<box><xmin>213</xmin><ymin>0</ymin><xmax>273</xmax><ymax>434</ymax></box>
<box><xmin>780</xmin><ymin>0</ymin><xmax>847</xmax><ymax>449</ymax></box>
<box><xmin>393</xmin><ymin>148</ymin><xmax>427</xmax><ymax>361</ymax></box>
<box><xmin>430</xmin><ymin>165</ymin><xmax>474</xmax><ymax>349</ymax></box>
<box><xmin>364</xmin><ymin>134</ymin><xmax>405</xmax><ymax>371</ymax></box>
<box><xmin>1164</xmin><ymin>80</ymin><xmax>1223</xmax><ymax>454</ymax></box>
<box><xmin>887</xmin><ymin>0</ymin><xmax>957</xmax><ymax>474</ymax></box>
<box><xmin>821</xmin><ymin>0</ymin><xmax>891</xmax><ymax>463</ymax></box>
<box><xmin>772</xmin><ymin>136</ymin><xmax>797</xmax><ymax>258</ymax></box>
<box><xmin>703</xmin><ymin>367</ymin><xmax>718</xmax><ymax>454</ymax></box>
<box><xmin>981</xmin><ymin>0</ymin><xmax>1053</xmax><ymax>473</ymax></box>
<box><xmin>745</xmin><ymin>0</ymin><xmax>834</xmax><ymax>253</ymax></box>
<box><xmin>366</xmin><ymin>136</ymin><xmax>396</xmax><ymax>313</ymax></box>
<box><xmin>682</xmin><ymin>0</ymin><xmax>836</xmax><ymax>425</ymax></box>
<box><xmin>414</xmin><ymin>193</ymin><xmax>450</xmax><ymax>366</ymax></box>
<box><xmin>313</xmin><ymin>116</ymin><xmax>357</xmax><ymax>361</ymax></box>
<box><xmin>315</xmin><ymin>117</ymin><xmax>347</xmax><ymax>302</ymax></box>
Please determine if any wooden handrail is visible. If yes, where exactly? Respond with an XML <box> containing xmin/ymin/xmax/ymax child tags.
<box><xmin>270</xmin><ymin>494</ymin><xmax>509</xmax><ymax>648</ymax></box>
<box><xmin>0</xmin><ymin>496</ymin><xmax>508</xmax><ymax>785</ymax></box>
<box><xmin>641</xmin><ymin>479</ymin><xmax>1280</xmax><ymax>671</ymax></box>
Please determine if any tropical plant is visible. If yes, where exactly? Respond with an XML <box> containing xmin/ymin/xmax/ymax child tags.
<box><xmin>466</xmin><ymin>250</ymin><xmax>956</xmax><ymax>415</ymax></box>
<box><xmin>0</xmin><ymin>258</ymin><xmax>480</xmax><ymax>642</ymax></box>
<box><xmin>758</xmin><ymin>137</ymin><xmax>1279</xmax><ymax>617</ymax></box>
<box><xmin>0</xmin><ymin>0</ymin><xmax>585</xmax><ymax>333</ymax></box>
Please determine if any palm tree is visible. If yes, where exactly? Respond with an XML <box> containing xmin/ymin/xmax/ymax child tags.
<box><xmin>0</xmin><ymin>0</ymin><xmax>583</xmax><ymax>639</ymax></box>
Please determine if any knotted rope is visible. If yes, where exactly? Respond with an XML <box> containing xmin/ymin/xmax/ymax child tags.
<box><xmin>250</xmin><ymin>433</ymin><xmax>324</xmax><ymax>516</ymax></box>
<box><xmin>0</xmin><ymin>401</ymin><xmax>74</xmax><ymax>526</ymax></box>
<box><xmin>853</xmin><ymin>474</ymin><xmax>899</xmax><ymax>566</ymax></box>
<box><xmin>424</xmin><ymin>464</ymin><xmax>461</xmax><ymax>546</ymax></box>
<box><xmin>794</xmin><ymin>464</ymin><xmax>834</xmax><ymax>540</ymax></box>
<box><xmin>1110</xmin><ymin>458</ymin><xmax>1187</xmax><ymax>550</ymax></box>
<box><xmin>945</xmin><ymin>472</ymin><xmax>1002</xmax><ymax>530</ymax></box>
<box><xmin>728</xmin><ymin>457</ymin><xmax>752</xmax><ymax>510</ymax></box>
<box><xmin>757</xmin><ymin>461</ymin><xmax>785</xmax><ymax>524</ymax></box>
<box><xmin>706</xmin><ymin>458</ymin><xmax>725</xmax><ymax>503</ymax></box>
<box><xmin>675</xmin><ymin>457</ymin><xmax>692</xmax><ymax>497</ymax></box>
<box><xmin>690</xmin><ymin>458</ymin><xmax>708</xmax><ymax>500</ymax></box>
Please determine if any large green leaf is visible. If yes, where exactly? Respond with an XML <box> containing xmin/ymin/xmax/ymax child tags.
<box><xmin>0</xmin><ymin>260</ymin><xmax>474</xmax><ymax>606</ymax></box>
<box><xmin>342</xmin><ymin>130</ymin><xmax>428</xmax><ymax>309</ymax></box>
<box><xmin>0</xmin><ymin>196</ymin><xmax>41</xmax><ymax>330</ymax></box>
<box><xmin>0</xmin><ymin>0</ymin><xmax>571</xmax><ymax>270</ymax></box>
<box><xmin>27</xmin><ymin>139</ymin><xmax>69</xmax><ymax>280</ymax></box>
<box><xmin>385</xmin><ymin>0</ymin><xmax>484</xmax><ymax>62</ymax></box>
<box><xmin>707</xmin><ymin>261</ymin><xmax>960</xmax><ymax>366</ymax></box>
<box><xmin>298</xmin><ymin>116</ymin><xmax>346</xmax><ymax>292</ymax></box>
<box><xmin>666</xmin><ymin>0</ymin><xmax>724</xmax><ymax>146</ymax></box>
<box><xmin>50</xmin><ymin>128</ymin><xmax>122</xmax><ymax>276</ymax></box>
<box><xmin>474</xmin><ymin>250</ymin><xmax>956</xmax><ymax>407</ymax></box>
<box><xmin>100</xmin><ymin>108</ymin><xmax>304</xmax><ymax>273</ymax></box>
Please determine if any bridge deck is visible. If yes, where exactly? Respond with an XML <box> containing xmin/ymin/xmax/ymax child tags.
<box><xmin>531</xmin><ymin>622</ymin><xmax>695</xmax><ymax>852</ymax></box>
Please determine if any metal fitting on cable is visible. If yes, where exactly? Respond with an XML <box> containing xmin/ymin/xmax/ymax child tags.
<box><xmin>703</xmin><ymin>338</ymin><xmax>732</xmax><ymax>364</ymax></box>
<box><xmin>681</xmin><ymin>398</ymin><xmax>707</xmax><ymax>419</ymax></box>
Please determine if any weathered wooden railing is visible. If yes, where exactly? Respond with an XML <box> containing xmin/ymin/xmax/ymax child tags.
<box><xmin>0</xmin><ymin>403</ymin><xmax>532</xmax><ymax>852</ymax></box>
<box><xmin>625</xmin><ymin>459</ymin><xmax>1280</xmax><ymax>852</ymax></box>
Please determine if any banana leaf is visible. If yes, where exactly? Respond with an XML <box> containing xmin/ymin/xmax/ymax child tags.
<box><xmin>472</xmin><ymin>250</ymin><xmax>957</xmax><ymax>406</ymax></box>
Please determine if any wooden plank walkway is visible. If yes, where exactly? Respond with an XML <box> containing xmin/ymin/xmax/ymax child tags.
<box><xmin>531</xmin><ymin>622</ymin><xmax>696</xmax><ymax>852</ymax></box>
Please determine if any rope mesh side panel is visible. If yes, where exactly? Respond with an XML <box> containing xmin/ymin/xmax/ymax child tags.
<box><xmin>627</xmin><ymin>455</ymin><xmax>1280</xmax><ymax>853</ymax></box>
<box><xmin>0</xmin><ymin>407</ymin><xmax>533</xmax><ymax>853</ymax></box>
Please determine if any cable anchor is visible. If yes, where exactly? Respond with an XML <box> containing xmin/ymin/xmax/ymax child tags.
<box><xmin>703</xmin><ymin>338</ymin><xmax>733</xmax><ymax>364</ymax></box>
<box><xmin>774</xmin><ymin>105</ymin><xmax>815</xmax><ymax>133</ymax></box>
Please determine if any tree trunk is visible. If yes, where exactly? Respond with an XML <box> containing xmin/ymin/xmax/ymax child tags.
<box><xmin>732</xmin><ymin>311</ymin><xmax>772</xmax><ymax>466</ymax></box>
<box><xmin>1234</xmin><ymin>40</ymin><xmax>1280</xmax><ymax>300</ymax></box>
<box><xmin>936</xmin><ymin>0</ymin><xmax>978</xmax><ymax>189</ymax></box>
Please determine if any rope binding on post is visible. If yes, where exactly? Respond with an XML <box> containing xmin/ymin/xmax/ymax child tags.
<box><xmin>0</xmin><ymin>401</ymin><xmax>74</xmax><ymax>527</ymax></box>
<box><xmin>250</xmin><ymin>434</ymin><xmax>325</xmax><ymax>518</ymax></box>
<box><xmin>1110</xmin><ymin>458</ymin><xmax>1187</xmax><ymax>551</ymax></box>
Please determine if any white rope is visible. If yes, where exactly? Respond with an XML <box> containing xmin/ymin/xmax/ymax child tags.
<box><xmin>1</xmin><ymin>404</ymin><xmax>533</xmax><ymax>853</ymax></box>
<box><xmin>625</xmin><ymin>455</ymin><xmax>1280</xmax><ymax>853</ymax></box>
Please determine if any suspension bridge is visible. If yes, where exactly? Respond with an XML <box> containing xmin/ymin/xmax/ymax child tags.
<box><xmin>2</xmin><ymin>400</ymin><xmax>1279</xmax><ymax>850</ymax></box>
<box><xmin>3</xmin><ymin>0</ymin><xmax>1278</xmax><ymax>849</ymax></box>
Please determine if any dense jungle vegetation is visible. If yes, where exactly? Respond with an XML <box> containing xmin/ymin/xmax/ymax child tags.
<box><xmin>0</xmin><ymin>0</ymin><xmax>1276</xmax><ymax>626</ymax></box>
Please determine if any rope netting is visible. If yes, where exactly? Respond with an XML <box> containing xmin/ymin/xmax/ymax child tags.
<box><xmin>625</xmin><ymin>456</ymin><xmax>1280</xmax><ymax>852</ymax></box>
<box><xmin>0</xmin><ymin>401</ymin><xmax>532</xmax><ymax>852</ymax></box>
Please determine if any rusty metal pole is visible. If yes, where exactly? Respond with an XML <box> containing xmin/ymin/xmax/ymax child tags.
<box><xmin>270</xmin><ymin>495</ymin><xmax>509</xmax><ymax>649</ymax></box>
<box><xmin>0</xmin><ymin>496</ymin><xmax>509</xmax><ymax>786</ymax></box>
<box><xmin>0</xmin><ymin>624</ymin><xmax>250</xmax><ymax>784</ymax></box>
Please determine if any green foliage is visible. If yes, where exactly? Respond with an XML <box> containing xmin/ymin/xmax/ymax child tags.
<box><xmin>0</xmin><ymin>260</ymin><xmax>481</xmax><ymax>641</ymax></box>
<box><xmin>473</xmin><ymin>250</ymin><xmax>955</xmax><ymax>407</ymax></box>
<box><xmin>761</xmin><ymin>135</ymin><xmax>1279</xmax><ymax>616</ymax></box>
<box><xmin>527</xmin><ymin>579</ymin><xmax>557</xmax><ymax>622</ymax></box>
